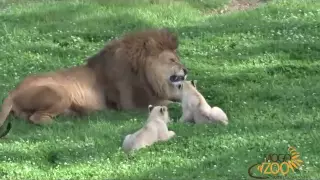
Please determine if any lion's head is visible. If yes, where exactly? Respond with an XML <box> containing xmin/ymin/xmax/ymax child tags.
<box><xmin>144</xmin><ymin>49</ymin><xmax>188</xmax><ymax>100</ymax></box>
<box><xmin>130</xmin><ymin>28</ymin><xmax>188</xmax><ymax>101</ymax></box>
<box><xmin>86</xmin><ymin>28</ymin><xmax>188</xmax><ymax>108</ymax></box>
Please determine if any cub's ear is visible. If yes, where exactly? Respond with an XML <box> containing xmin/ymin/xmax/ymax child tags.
<box><xmin>184</xmin><ymin>75</ymin><xmax>187</xmax><ymax>80</ymax></box>
<box><xmin>191</xmin><ymin>80</ymin><xmax>197</xmax><ymax>88</ymax></box>
<box><xmin>148</xmin><ymin>105</ymin><xmax>154</xmax><ymax>112</ymax></box>
<box><xmin>160</xmin><ymin>106</ymin><xmax>166</xmax><ymax>114</ymax></box>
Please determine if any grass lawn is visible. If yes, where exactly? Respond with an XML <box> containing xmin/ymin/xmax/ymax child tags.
<box><xmin>0</xmin><ymin>0</ymin><xmax>320</xmax><ymax>179</ymax></box>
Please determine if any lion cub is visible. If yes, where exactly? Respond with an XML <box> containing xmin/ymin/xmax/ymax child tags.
<box><xmin>122</xmin><ymin>105</ymin><xmax>175</xmax><ymax>153</ymax></box>
<box><xmin>177</xmin><ymin>80</ymin><xmax>229</xmax><ymax>125</ymax></box>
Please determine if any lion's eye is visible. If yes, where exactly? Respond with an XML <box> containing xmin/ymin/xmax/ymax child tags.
<box><xmin>170</xmin><ymin>58</ymin><xmax>175</xmax><ymax>62</ymax></box>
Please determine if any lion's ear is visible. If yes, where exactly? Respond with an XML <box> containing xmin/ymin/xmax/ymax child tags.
<box><xmin>144</xmin><ymin>37</ymin><xmax>157</xmax><ymax>52</ymax></box>
<box><xmin>148</xmin><ymin>105</ymin><xmax>154</xmax><ymax>112</ymax></box>
<box><xmin>159</xmin><ymin>28</ymin><xmax>178</xmax><ymax>50</ymax></box>
<box><xmin>159</xmin><ymin>28</ymin><xmax>171</xmax><ymax>33</ymax></box>
<box><xmin>191</xmin><ymin>80</ymin><xmax>197</xmax><ymax>88</ymax></box>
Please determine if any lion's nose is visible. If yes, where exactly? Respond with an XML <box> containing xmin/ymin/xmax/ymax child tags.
<box><xmin>183</xmin><ymin>68</ymin><xmax>188</xmax><ymax>75</ymax></box>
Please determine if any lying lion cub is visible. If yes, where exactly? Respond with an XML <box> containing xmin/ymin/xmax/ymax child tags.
<box><xmin>177</xmin><ymin>80</ymin><xmax>229</xmax><ymax>125</ymax></box>
<box><xmin>122</xmin><ymin>105</ymin><xmax>175</xmax><ymax>153</ymax></box>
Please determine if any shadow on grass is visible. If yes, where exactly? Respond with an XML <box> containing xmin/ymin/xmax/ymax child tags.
<box><xmin>1</xmin><ymin>0</ymin><xmax>318</xmax><ymax>66</ymax></box>
<box><xmin>0</xmin><ymin>3</ymin><xmax>152</xmax><ymax>40</ymax></box>
<box><xmin>3</xmin><ymin>0</ymin><xmax>318</xmax><ymax>75</ymax></box>
<box><xmin>182</xmin><ymin>0</ymin><xmax>231</xmax><ymax>10</ymax></box>
<box><xmin>0</xmin><ymin>2</ymin><xmax>89</xmax><ymax>28</ymax></box>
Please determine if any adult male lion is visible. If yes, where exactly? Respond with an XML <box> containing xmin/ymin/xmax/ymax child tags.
<box><xmin>0</xmin><ymin>28</ymin><xmax>188</xmax><ymax>137</ymax></box>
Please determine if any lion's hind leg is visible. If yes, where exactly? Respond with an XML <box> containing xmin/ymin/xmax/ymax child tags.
<box><xmin>14</xmin><ymin>85</ymin><xmax>72</xmax><ymax>125</ymax></box>
<box><xmin>30</xmin><ymin>86</ymin><xmax>72</xmax><ymax>125</ymax></box>
<box><xmin>12</xmin><ymin>108</ymin><xmax>30</xmax><ymax>120</ymax></box>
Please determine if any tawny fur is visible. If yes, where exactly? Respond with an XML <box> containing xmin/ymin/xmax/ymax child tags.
<box><xmin>122</xmin><ymin>105</ymin><xmax>175</xmax><ymax>153</ymax></box>
<box><xmin>0</xmin><ymin>66</ymin><xmax>107</xmax><ymax>126</ymax></box>
<box><xmin>177</xmin><ymin>80</ymin><xmax>229</xmax><ymax>125</ymax></box>
<box><xmin>0</xmin><ymin>28</ymin><xmax>187</xmax><ymax>137</ymax></box>
<box><xmin>86</xmin><ymin>28</ymin><xmax>187</xmax><ymax>110</ymax></box>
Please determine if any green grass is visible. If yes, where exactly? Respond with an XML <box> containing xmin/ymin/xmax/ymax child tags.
<box><xmin>0</xmin><ymin>0</ymin><xmax>320</xmax><ymax>179</ymax></box>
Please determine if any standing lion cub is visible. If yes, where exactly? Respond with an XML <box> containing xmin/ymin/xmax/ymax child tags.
<box><xmin>122</xmin><ymin>105</ymin><xmax>175</xmax><ymax>153</ymax></box>
<box><xmin>177</xmin><ymin>80</ymin><xmax>229</xmax><ymax>125</ymax></box>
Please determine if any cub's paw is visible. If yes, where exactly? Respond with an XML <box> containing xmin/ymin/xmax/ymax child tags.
<box><xmin>168</xmin><ymin>131</ymin><xmax>176</xmax><ymax>138</ymax></box>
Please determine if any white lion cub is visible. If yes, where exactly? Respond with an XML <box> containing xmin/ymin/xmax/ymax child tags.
<box><xmin>122</xmin><ymin>105</ymin><xmax>175</xmax><ymax>153</ymax></box>
<box><xmin>177</xmin><ymin>80</ymin><xmax>229</xmax><ymax>125</ymax></box>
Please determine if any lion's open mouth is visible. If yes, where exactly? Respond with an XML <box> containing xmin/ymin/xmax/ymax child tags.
<box><xmin>169</xmin><ymin>75</ymin><xmax>185</xmax><ymax>82</ymax></box>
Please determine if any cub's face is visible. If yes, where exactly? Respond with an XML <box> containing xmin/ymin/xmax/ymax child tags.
<box><xmin>173</xmin><ymin>80</ymin><xmax>198</xmax><ymax>101</ymax></box>
<box><xmin>177</xmin><ymin>80</ymin><xmax>198</xmax><ymax>92</ymax></box>
<box><xmin>148</xmin><ymin>105</ymin><xmax>170</xmax><ymax>123</ymax></box>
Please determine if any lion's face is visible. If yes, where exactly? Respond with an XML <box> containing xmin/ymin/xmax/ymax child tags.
<box><xmin>145</xmin><ymin>50</ymin><xmax>188</xmax><ymax>100</ymax></box>
<box><xmin>154</xmin><ymin>50</ymin><xmax>188</xmax><ymax>85</ymax></box>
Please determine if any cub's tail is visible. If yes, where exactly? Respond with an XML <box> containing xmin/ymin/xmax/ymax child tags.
<box><xmin>210</xmin><ymin>106</ymin><xmax>229</xmax><ymax>125</ymax></box>
<box><xmin>122</xmin><ymin>134</ymin><xmax>134</xmax><ymax>153</ymax></box>
<box><xmin>0</xmin><ymin>96</ymin><xmax>13</xmax><ymax>138</ymax></box>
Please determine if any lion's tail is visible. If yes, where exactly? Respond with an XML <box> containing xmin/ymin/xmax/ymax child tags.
<box><xmin>0</xmin><ymin>96</ymin><xmax>13</xmax><ymax>138</ymax></box>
